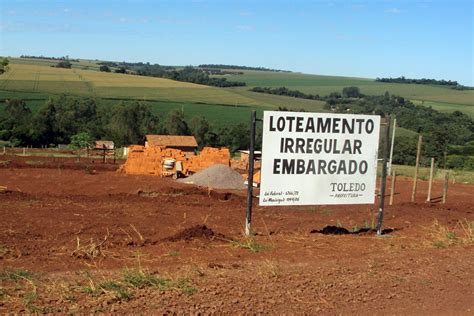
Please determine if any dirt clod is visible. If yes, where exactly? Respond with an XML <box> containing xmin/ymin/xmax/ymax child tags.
<box><xmin>164</xmin><ymin>225</ymin><xmax>227</xmax><ymax>242</ymax></box>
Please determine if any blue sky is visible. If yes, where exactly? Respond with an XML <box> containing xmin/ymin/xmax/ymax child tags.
<box><xmin>1</xmin><ymin>0</ymin><xmax>473</xmax><ymax>85</ymax></box>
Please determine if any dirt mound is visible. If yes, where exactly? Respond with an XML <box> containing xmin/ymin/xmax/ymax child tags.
<box><xmin>311</xmin><ymin>226</ymin><xmax>396</xmax><ymax>235</ymax></box>
<box><xmin>164</xmin><ymin>225</ymin><xmax>227</xmax><ymax>242</ymax></box>
<box><xmin>314</xmin><ymin>226</ymin><xmax>351</xmax><ymax>235</ymax></box>
<box><xmin>177</xmin><ymin>164</ymin><xmax>246</xmax><ymax>190</ymax></box>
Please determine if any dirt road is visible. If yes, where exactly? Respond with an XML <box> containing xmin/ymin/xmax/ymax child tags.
<box><xmin>1</xmin><ymin>168</ymin><xmax>473</xmax><ymax>314</ymax></box>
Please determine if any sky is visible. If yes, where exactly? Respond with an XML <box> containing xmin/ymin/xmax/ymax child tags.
<box><xmin>1</xmin><ymin>0</ymin><xmax>473</xmax><ymax>85</ymax></box>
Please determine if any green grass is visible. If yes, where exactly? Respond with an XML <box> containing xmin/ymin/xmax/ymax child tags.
<box><xmin>0</xmin><ymin>89</ymin><xmax>264</xmax><ymax>128</ymax></box>
<box><xmin>0</xmin><ymin>269</ymin><xmax>36</xmax><ymax>282</ymax></box>
<box><xmin>228</xmin><ymin>71</ymin><xmax>474</xmax><ymax>106</ymax></box>
<box><xmin>8</xmin><ymin>57</ymin><xmax>102</xmax><ymax>71</ymax></box>
<box><xmin>1</xmin><ymin>58</ymin><xmax>473</xmax><ymax>123</ymax></box>
<box><xmin>232</xmin><ymin>237</ymin><xmax>268</xmax><ymax>252</ymax></box>
<box><xmin>411</xmin><ymin>99</ymin><xmax>474</xmax><ymax>118</ymax></box>
<box><xmin>0</xmin><ymin>62</ymin><xmax>262</xmax><ymax>106</ymax></box>
<box><xmin>388</xmin><ymin>164</ymin><xmax>474</xmax><ymax>184</ymax></box>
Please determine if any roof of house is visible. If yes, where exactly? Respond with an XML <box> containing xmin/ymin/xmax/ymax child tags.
<box><xmin>145</xmin><ymin>135</ymin><xmax>198</xmax><ymax>148</ymax></box>
<box><xmin>94</xmin><ymin>140</ymin><xmax>114</xmax><ymax>149</ymax></box>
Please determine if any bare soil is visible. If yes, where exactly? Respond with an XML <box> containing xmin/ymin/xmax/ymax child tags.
<box><xmin>0</xmin><ymin>165</ymin><xmax>473</xmax><ymax>314</ymax></box>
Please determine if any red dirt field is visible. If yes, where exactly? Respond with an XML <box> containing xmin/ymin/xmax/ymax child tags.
<box><xmin>0</xmin><ymin>166</ymin><xmax>473</xmax><ymax>314</ymax></box>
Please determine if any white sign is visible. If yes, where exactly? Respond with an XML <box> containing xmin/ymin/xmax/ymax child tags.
<box><xmin>259</xmin><ymin>111</ymin><xmax>380</xmax><ymax>206</ymax></box>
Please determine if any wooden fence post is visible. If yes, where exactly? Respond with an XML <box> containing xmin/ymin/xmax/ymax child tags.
<box><xmin>411</xmin><ymin>134</ymin><xmax>422</xmax><ymax>202</ymax></box>
<box><xmin>442</xmin><ymin>171</ymin><xmax>449</xmax><ymax>204</ymax></box>
<box><xmin>389</xmin><ymin>170</ymin><xmax>396</xmax><ymax>206</ymax></box>
<box><xmin>426</xmin><ymin>157</ymin><xmax>435</xmax><ymax>202</ymax></box>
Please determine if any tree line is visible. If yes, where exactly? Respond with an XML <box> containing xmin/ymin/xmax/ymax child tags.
<box><xmin>99</xmin><ymin>63</ymin><xmax>246</xmax><ymax>88</ymax></box>
<box><xmin>198</xmin><ymin>64</ymin><xmax>290</xmax><ymax>72</ymax></box>
<box><xmin>20</xmin><ymin>55</ymin><xmax>80</xmax><ymax>62</ymax></box>
<box><xmin>250</xmin><ymin>86</ymin><xmax>322</xmax><ymax>100</ymax></box>
<box><xmin>375</xmin><ymin>76</ymin><xmax>473</xmax><ymax>90</ymax></box>
<box><xmin>0</xmin><ymin>96</ymin><xmax>259</xmax><ymax>153</ymax></box>
<box><xmin>1</xmin><ymin>88</ymin><xmax>473</xmax><ymax>170</ymax></box>
<box><xmin>250</xmin><ymin>86</ymin><xmax>362</xmax><ymax>100</ymax></box>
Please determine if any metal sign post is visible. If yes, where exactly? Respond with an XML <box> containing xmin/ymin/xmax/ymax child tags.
<box><xmin>245</xmin><ymin>111</ymin><xmax>257</xmax><ymax>236</ymax></box>
<box><xmin>376</xmin><ymin>116</ymin><xmax>391</xmax><ymax>235</ymax></box>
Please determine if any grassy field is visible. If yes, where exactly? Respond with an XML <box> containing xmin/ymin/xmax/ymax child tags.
<box><xmin>224</xmin><ymin>70</ymin><xmax>474</xmax><ymax>108</ymax></box>
<box><xmin>8</xmin><ymin>57</ymin><xmax>102</xmax><ymax>71</ymax></box>
<box><xmin>1</xmin><ymin>58</ymin><xmax>473</xmax><ymax>121</ymax></box>
<box><xmin>389</xmin><ymin>164</ymin><xmax>474</xmax><ymax>184</ymax></box>
<box><xmin>0</xmin><ymin>63</ymin><xmax>262</xmax><ymax>106</ymax></box>
<box><xmin>0</xmin><ymin>89</ymin><xmax>265</xmax><ymax>128</ymax></box>
<box><xmin>411</xmin><ymin>100</ymin><xmax>474</xmax><ymax>117</ymax></box>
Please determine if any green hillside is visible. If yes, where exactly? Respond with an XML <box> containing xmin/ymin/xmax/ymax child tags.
<box><xmin>221</xmin><ymin>70</ymin><xmax>474</xmax><ymax>115</ymax></box>
<box><xmin>1</xmin><ymin>57</ymin><xmax>473</xmax><ymax>122</ymax></box>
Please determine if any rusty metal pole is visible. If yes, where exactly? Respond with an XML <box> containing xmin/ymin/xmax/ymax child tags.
<box><xmin>245</xmin><ymin>111</ymin><xmax>256</xmax><ymax>236</ymax></box>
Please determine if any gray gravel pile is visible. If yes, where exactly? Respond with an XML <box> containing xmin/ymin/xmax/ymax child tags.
<box><xmin>178</xmin><ymin>164</ymin><xmax>246</xmax><ymax>190</ymax></box>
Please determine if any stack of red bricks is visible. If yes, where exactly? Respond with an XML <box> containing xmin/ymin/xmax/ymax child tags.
<box><xmin>186</xmin><ymin>147</ymin><xmax>230</xmax><ymax>173</ymax></box>
<box><xmin>119</xmin><ymin>146</ymin><xmax>231</xmax><ymax>176</ymax></box>
<box><xmin>119</xmin><ymin>145</ymin><xmax>187</xmax><ymax>176</ymax></box>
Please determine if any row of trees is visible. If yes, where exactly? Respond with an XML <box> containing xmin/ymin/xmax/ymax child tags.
<box><xmin>98</xmin><ymin>62</ymin><xmax>246</xmax><ymax>87</ymax></box>
<box><xmin>250</xmin><ymin>86</ymin><xmax>322</xmax><ymax>100</ymax></box>
<box><xmin>376</xmin><ymin>76</ymin><xmax>473</xmax><ymax>90</ymax></box>
<box><xmin>20</xmin><ymin>55</ymin><xmax>80</xmax><ymax>62</ymax></box>
<box><xmin>1</xmin><ymin>88</ymin><xmax>473</xmax><ymax>169</ymax></box>
<box><xmin>250</xmin><ymin>86</ymin><xmax>362</xmax><ymax>101</ymax></box>
<box><xmin>198</xmin><ymin>64</ymin><xmax>289</xmax><ymax>72</ymax></box>
<box><xmin>0</xmin><ymin>96</ymin><xmax>257</xmax><ymax>153</ymax></box>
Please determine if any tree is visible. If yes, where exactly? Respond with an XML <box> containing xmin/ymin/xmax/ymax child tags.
<box><xmin>163</xmin><ymin>109</ymin><xmax>190</xmax><ymax>135</ymax></box>
<box><xmin>0</xmin><ymin>99</ymin><xmax>33</xmax><ymax>146</ymax></box>
<box><xmin>99</xmin><ymin>65</ymin><xmax>110</xmax><ymax>72</ymax></box>
<box><xmin>219</xmin><ymin>123</ymin><xmax>250</xmax><ymax>153</ymax></box>
<box><xmin>33</xmin><ymin>96</ymin><xmax>102</xmax><ymax>145</ymax></box>
<box><xmin>0</xmin><ymin>58</ymin><xmax>9</xmax><ymax>74</ymax></box>
<box><xmin>342</xmin><ymin>86</ymin><xmax>361</xmax><ymax>98</ymax></box>
<box><xmin>105</xmin><ymin>102</ymin><xmax>159</xmax><ymax>146</ymax></box>
<box><xmin>33</xmin><ymin>99</ymin><xmax>58</xmax><ymax>145</ymax></box>
<box><xmin>69</xmin><ymin>132</ymin><xmax>93</xmax><ymax>149</ymax></box>
<box><xmin>115</xmin><ymin>67</ymin><xmax>127</xmax><ymax>74</ymax></box>
<box><xmin>55</xmin><ymin>60</ymin><xmax>72</xmax><ymax>69</ymax></box>
<box><xmin>189</xmin><ymin>115</ymin><xmax>211</xmax><ymax>148</ymax></box>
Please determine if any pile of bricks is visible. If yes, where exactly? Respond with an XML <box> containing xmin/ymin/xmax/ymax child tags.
<box><xmin>230</xmin><ymin>159</ymin><xmax>261</xmax><ymax>172</ymax></box>
<box><xmin>119</xmin><ymin>145</ymin><xmax>188</xmax><ymax>176</ymax></box>
<box><xmin>119</xmin><ymin>146</ymin><xmax>231</xmax><ymax>176</ymax></box>
<box><xmin>186</xmin><ymin>147</ymin><xmax>230</xmax><ymax>173</ymax></box>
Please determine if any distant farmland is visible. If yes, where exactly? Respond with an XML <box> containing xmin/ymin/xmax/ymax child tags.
<box><xmin>1</xmin><ymin>58</ymin><xmax>473</xmax><ymax>121</ymax></box>
<box><xmin>224</xmin><ymin>70</ymin><xmax>474</xmax><ymax>109</ymax></box>
<box><xmin>0</xmin><ymin>63</ymin><xmax>262</xmax><ymax>106</ymax></box>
